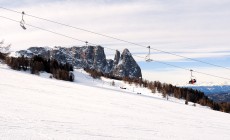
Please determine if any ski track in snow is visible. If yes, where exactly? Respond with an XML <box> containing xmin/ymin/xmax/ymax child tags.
<box><xmin>0</xmin><ymin>63</ymin><xmax>230</xmax><ymax>140</ymax></box>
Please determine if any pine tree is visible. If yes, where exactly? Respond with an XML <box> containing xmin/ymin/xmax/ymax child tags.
<box><xmin>111</xmin><ymin>80</ymin><xmax>115</xmax><ymax>86</ymax></box>
<box><xmin>185</xmin><ymin>93</ymin><xmax>189</xmax><ymax>105</ymax></box>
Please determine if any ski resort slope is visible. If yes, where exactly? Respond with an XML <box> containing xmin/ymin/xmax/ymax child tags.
<box><xmin>0</xmin><ymin>65</ymin><xmax>230</xmax><ymax>140</ymax></box>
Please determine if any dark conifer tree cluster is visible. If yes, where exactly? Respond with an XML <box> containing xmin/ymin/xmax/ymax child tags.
<box><xmin>0</xmin><ymin>52</ymin><xmax>8</xmax><ymax>61</ymax></box>
<box><xmin>84</xmin><ymin>68</ymin><xmax>123</xmax><ymax>80</ymax></box>
<box><xmin>5</xmin><ymin>55</ymin><xmax>29</xmax><ymax>71</ymax></box>
<box><xmin>84</xmin><ymin>68</ymin><xmax>103</xmax><ymax>79</ymax></box>
<box><xmin>4</xmin><ymin>55</ymin><xmax>74</xmax><ymax>82</ymax></box>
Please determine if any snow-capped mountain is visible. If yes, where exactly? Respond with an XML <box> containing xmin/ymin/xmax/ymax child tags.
<box><xmin>16</xmin><ymin>46</ymin><xmax>142</xmax><ymax>79</ymax></box>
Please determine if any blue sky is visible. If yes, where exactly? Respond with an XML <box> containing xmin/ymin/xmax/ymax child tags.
<box><xmin>1</xmin><ymin>0</ymin><xmax>230</xmax><ymax>84</ymax></box>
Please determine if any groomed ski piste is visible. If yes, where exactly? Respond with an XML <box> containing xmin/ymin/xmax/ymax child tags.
<box><xmin>0</xmin><ymin>63</ymin><xmax>230</xmax><ymax>140</ymax></box>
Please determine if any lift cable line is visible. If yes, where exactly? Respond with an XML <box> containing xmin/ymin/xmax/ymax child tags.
<box><xmin>1</xmin><ymin>15</ymin><xmax>230</xmax><ymax>81</ymax></box>
<box><xmin>0</xmin><ymin>16</ymin><xmax>89</xmax><ymax>45</ymax></box>
<box><xmin>132</xmin><ymin>54</ymin><xmax>230</xmax><ymax>81</ymax></box>
<box><xmin>1</xmin><ymin>6</ymin><xmax>230</xmax><ymax>71</ymax></box>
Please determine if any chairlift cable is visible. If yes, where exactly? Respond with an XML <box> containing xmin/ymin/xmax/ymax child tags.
<box><xmin>0</xmin><ymin>16</ymin><xmax>92</xmax><ymax>45</ymax></box>
<box><xmin>1</xmin><ymin>6</ymin><xmax>230</xmax><ymax>71</ymax></box>
<box><xmin>131</xmin><ymin>53</ymin><xmax>230</xmax><ymax>81</ymax></box>
<box><xmin>0</xmin><ymin>15</ymin><xmax>230</xmax><ymax>81</ymax></box>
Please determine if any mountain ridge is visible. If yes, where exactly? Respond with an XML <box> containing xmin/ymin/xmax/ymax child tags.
<box><xmin>16</xmin><ymin>46</ymin><xmax>142</xmax><ymax>79</ymax></box>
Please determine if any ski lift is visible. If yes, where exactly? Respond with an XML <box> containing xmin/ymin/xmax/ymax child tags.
<box><xmin>189</xmin><ymin>69</ymin><xmax>197</xmax><ymax>84</ymax></box>
<box><xmin>85</xmin><ymin>41</ymin><xmax>88</xmax><ymax>47</ymax></box>
<box><xmin>145</xmin><ymin>46</ymin><xmax>153</xmax><ymax>62</ymax></box>
<box><xmin>20</xmin><ymin>11</ymin><xmax>26</xmax><ymax>30</ymax></box>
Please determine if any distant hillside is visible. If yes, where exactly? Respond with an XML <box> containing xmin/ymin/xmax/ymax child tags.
<box><xmin>188</xmin><ymin>85</ymin><xmax>230</xmax><ymax>102</ymax></box>
<box><xmin>208</xmin><ymin>93</ymin><xmax>230</xmax><ymax>102</ymax></box>
<box><xmin>189</xmin><ymin>85</ymin><xmax>230</xmax><ymax>94</ymax></box>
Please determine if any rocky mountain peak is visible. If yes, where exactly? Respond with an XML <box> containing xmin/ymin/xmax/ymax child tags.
<box><xmin>16</xmin><ymin>46</ymin><xmax>142</xmax><ymax>79</ymax></box>
<box><xmin>113</xmin><ymin>48</ymin><xmax>142</xmax><ymax>78</ymax></box>
<box><xmin>114</xmin><ymin>50</ymin><xmax>120</xmax><ymax>65</ymax></box>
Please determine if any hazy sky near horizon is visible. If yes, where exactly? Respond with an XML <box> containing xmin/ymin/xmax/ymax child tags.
<box><xmin>1</xmin><ymin>0</ymin><xmax>230</xmax><ymax>84</ymax></box>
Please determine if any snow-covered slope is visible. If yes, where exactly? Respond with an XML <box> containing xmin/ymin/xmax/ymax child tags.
<box><xmin>0</xmin><ymin>64</ymin><xmax>230</xmax><ymax>140</ymax></box>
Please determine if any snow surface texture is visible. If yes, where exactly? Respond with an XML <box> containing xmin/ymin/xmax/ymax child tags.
<box><xmin>0</xmin><ymin>63</ymin><xmax>230</xmax><ymax>140</ymax></box>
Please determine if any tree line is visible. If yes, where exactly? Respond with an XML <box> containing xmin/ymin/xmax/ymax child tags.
<box><xmin>130</xmin><ymin>78</ymin><xmax>230</xmax><ymax>113</ymax></box>
<box><xmin>84</xmin><ymin>68</ymin><xmax>230</xmax><ymax>113</ymax></box>
<box><xmin>0</xmin><ymin>52</ymin><xmax>8</xmax><ymax>61</ymax></box>
<box><xmin>2</xmin><ymin>54</ymin><xmax>74</xmax><ymax>82</ymax></box>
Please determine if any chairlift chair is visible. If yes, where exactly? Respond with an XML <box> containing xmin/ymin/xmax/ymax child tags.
<box><xmin>145</xmin><ymin>46</ymin><xmax>153</xmax><ymax>62</ymax></box>
<box><xmin>20</xmin><ymin>11</ymin><xmax>26</xmax><ymax>30</ymax></box>
<box><xmin>189</xmin><ymin>69</ymin><xmax>197</xmax><ymax>84</ymax></box>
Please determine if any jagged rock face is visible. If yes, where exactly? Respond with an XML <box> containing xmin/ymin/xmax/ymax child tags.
<box><xmin>113</xmin><ymin>50</ymin><xmax>120</xmax><ymax>65</ymax></box>
<box><xmin>71</xmin><ymin>46</ymin><xmax>107</xmax><ymax>72</ymax></box>
<box><xmin>52</xmin><ymin>48</ymin><xmax>74</xmax><ymax>65</ymax></box>
<box><xmin>105</xmin><ymin>59</ymin><xmax>114</xmax><ymax>73</ymax></box>
<box><xmin>17</xmin><ymin>47</ymin><xmax>50</xmax><ymax>59</ymax></box>
<box><xmin>16</xmin><ymin>46</ymin><xmax>142</xmax><ymax>79</ymax></box>
<box><xmin>93</xmin><ymin>46</ymin><xmax>107</xmax><ymax>72</ymax></box>
<box><xmin>113</xmin><ymin>49</ymin><xmax>142</xmax><ymax>78</ymax></box>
